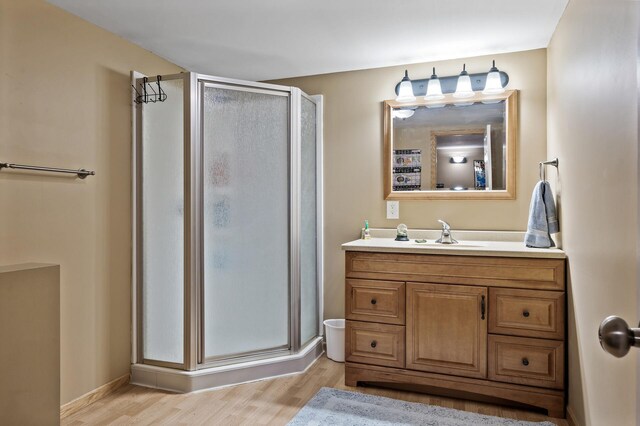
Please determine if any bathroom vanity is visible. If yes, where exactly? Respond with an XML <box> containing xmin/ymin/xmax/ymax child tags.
<box><xmin>342</xmin><ymin>233</ymin><xmax>566</xmax><ymax>418</ymax></box>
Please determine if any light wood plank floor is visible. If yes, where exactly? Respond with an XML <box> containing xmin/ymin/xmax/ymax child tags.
<box><xmin>62</xmin><ymin>356</ymin><xmax>568</xmax><ymax>425</ymax></box>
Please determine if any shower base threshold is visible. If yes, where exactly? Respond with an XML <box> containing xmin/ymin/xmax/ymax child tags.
<box><xmin>130</xmin><ymin>337</ymin><xmax>324</xmax><ymax>393</ymax></box>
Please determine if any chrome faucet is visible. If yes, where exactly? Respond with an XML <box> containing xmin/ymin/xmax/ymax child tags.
<box><xmin>436</xmin><ymin>220</ymin><xmax>458</xmax><ymax>244</ymax></box>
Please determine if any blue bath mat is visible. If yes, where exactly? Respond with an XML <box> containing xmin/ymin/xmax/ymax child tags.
<box><xmin>287</xmin><ymin>387</ymin><xmax>556</xmax><ymax>426</ymax></box>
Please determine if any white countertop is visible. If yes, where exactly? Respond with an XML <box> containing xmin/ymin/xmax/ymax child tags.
<box><xmin>342</xmin><ymin>229</ymin><xmax>565</xmax><ymax>259</ymax></box>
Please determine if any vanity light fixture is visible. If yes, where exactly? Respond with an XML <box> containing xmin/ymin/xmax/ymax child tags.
<box><xmin>482</xmin><ymin>60</ymin><xmax>505</xmax><ymax>95</ymax></box>
<box><xmin>396</xmin><ymin>70</ymin><xmax>416</xmax><ymax>102</ymax></box>
<box><xmin>449</xmin><ymin>156</ymin><xmax>467</xmax><ymax>164</ymax></box>
<box><xmin>425</xmin><ymin>67</ymin><xmax>445</xmax><ymax>101</ymax></box>
<box><xmin>453</xmin><ymin>64</ymin><xmax>474</xmax><ymax>99</ymax></box>
<box><xmin>393</xmin><ymin>62</ymin><xmax>509</xmax><ymax>98</ymax></box>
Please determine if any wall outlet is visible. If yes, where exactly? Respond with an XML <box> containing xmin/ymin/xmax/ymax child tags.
<box><xmin>386</xmin><ymin>201</ymin><xmax>399</xmax><ymax>219</ymax></box>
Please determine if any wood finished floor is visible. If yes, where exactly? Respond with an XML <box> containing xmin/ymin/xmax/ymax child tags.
<box><xmin>62</xmin><ymin>355</ymin><xmax>569</xmax><ymax>425</ymax></box>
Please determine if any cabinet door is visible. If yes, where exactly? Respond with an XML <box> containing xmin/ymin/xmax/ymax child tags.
<box><xmin>406</xmin><ymin>283</ymin><xmax>487</xmax><ymax>378</ymax></box>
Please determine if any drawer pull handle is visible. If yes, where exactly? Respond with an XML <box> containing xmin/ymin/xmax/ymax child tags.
<box><xmin>371</xmin><ymin>298</ymin><xmax>377</xmax><ymax>305</ymax></box>
<box><xmin>370</xmin><ymin>340</ymin><xmax>377</xmax><ymax>348</ymax></box>
<box><xmin>522</xmin><ymin>358</ymin><xmax>529</xmax><ymax>366</ymax></box>
<box><xmin>523</xmin><ymin>310</ymin><xmax>530</xmax><ymax>318</ymax></box>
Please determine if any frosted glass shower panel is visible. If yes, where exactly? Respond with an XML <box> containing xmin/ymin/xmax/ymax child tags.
<box><xmin>203</xmin><ymin>85</ymin><xmax>290</xmax><ymax>359</ymax></box>
<box><xmin>142</xmin><ymin>77</ymin><xmax>184</xmax><ymax>364</ymax></box>
<box><xmin>300</xmin><ymin>96</ymin><xmax>318</xmax><ymax>345</ymax></box>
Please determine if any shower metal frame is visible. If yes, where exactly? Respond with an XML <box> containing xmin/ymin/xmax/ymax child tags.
<box><xmin>131</xmin><ymin>72</ymin><xmax>324</xmax><ymax>372</ymax></box>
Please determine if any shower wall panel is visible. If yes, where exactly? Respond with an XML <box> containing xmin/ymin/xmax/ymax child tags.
<box><xmin>300</xmin><ymin>95</ymin><xmax>319</xmax><ymax>345</ymax></box>
<box><xmin>141</xmin><ymin>77</ymin><xmax>185</xmax><ymax>364</ymax></box>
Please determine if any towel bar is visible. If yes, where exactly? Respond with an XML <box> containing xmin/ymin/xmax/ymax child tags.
<box><xmin>0</xmin><ymin>162</ymin><xmax>95</xmax><ymax>179</ymax></box>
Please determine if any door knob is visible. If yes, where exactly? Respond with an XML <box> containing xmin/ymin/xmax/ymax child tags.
<box><xmin>598</xmin><ymin>316</ymin><xmax>640</xmax><ymax>358</ymax></box>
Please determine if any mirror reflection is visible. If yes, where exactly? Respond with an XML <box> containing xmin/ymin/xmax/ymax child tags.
<box><xmin>385</xmin><ymin>90</ymin><xmax>515</xmax><ymax>198</ymax></box>
<box><xmin>392</xmin><ymin>101</ymin><xmax>506</xmax><ymax>192</ymax></box>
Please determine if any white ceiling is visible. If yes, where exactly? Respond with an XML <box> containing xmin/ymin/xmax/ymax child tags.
<box><xmin>48</xmin><ymin>0</ymin><xmax>568</xmax><ymax>81</ymax></box>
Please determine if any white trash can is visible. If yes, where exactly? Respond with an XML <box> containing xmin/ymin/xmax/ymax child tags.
<box><xmin>323</xmin><ymin>319</ymin><xmax>345</xmax><ymax>362</ymax></box>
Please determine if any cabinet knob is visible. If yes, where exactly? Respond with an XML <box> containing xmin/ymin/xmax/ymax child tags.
<box><xmin>522</xmin><ymin>358</ymin><xmax>529</xmax><ymax>366</ymax></box>
<box><xmin>523</xmin><ymin>310</ymin><xmax>530</xmax><ymax>318</ymax></box>
<box><xmin>370</xmin><ymin>340</ymin><xmax>377</xmax><ymax>348</ymax></box>
<box><xmin>371</xmin><ymin>298</ymin><xmax>377</xmax><ymax>305</ymax></box>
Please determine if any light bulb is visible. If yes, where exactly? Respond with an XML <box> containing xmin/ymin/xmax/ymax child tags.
<box><xmin>396</xmin><ymin>70</ymin><xmax>416</xmax><ymax>102</ymax></box>
<box><xmin>425</xmin><ymin>67</ymin><xmax>445</xmax><ymax>101</ymax></box>
<box><xmin>483</xmin><ymin>60</ymin><xmax>505</xmax><ymax>95</ymax></box>
<box><xmin>453</xmin><ymin>64</ymin><xmax>474</xmax><ymax>99</ymax></box>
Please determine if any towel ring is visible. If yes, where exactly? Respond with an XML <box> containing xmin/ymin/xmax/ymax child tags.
<box><xmin>539</xmin><ymin>158</ymin><xmax>559</xmax><ymax>182</ymax></box>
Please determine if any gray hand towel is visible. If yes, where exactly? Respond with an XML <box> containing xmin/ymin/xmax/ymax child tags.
<box><xmin>524</xmin><ymin>181</ymin><xmax>559</xmax><ymax>248</ymax></box>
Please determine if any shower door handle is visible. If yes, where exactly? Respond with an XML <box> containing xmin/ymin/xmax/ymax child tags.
<box><xmin>598</xmin><ymin>316</ymin><xmax>640</xmax><ymax>358</ymax></box>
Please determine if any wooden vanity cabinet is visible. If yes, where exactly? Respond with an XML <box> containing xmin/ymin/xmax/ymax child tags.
<box><xmin>406</xmin><ymin>283</ymin><xmax>487</xmax><ymax>378</ymax></box>
<box><xmin>344</xmin><ymin>251</ymin><xmax>566</xmax><ymax>418</ymax></box>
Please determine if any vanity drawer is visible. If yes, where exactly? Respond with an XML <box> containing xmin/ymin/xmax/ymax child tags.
<box><xmin>488</xmin><ymin>335</ymin><xmax>564</xmax><ymax>389</ymax></box>
<box><xmin>345</xmin><ymin>252</ymin><xmax>565</xmax><ymax>291</ymax></box>
<box><xmin>346</xmin><ymin>279</ymin><xmax>405</xmax><ymax>325</ymax></box>
<box><xmin>489</xmin><ymin>288</ymin><xmax>564</xmax><ymax>340</ymax></box>
<box><xmin>346</xmin><ymin>321</ymin><xmax>405</xmax><ymax>368</ymax></box>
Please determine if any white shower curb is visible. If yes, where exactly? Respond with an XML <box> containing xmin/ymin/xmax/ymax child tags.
<box><xmin>130</xmin><ymin>337</ymin><xmax>325</xmax><ymax>393</ymax></box>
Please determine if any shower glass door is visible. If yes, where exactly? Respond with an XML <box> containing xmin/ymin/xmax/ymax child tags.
<box><xmin>201</xmin><ymin>83</ymin><xmax>290</xmax><ymax>361</ymax></box>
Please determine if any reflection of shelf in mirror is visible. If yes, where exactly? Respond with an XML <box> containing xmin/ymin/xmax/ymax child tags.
<box><xmin>393</xmin><ymin>149</ymin><xmax>422</xmax><ymax>191</ymax></box>
<box><xmin>393</xmin><ymin>167</ymin><xmax>421</xmax><ymax>191</ymax></box>
<box><xmin>393</xmin><ymin>149</ymin><xmax>421</xmax><ymax>168</ymax></box>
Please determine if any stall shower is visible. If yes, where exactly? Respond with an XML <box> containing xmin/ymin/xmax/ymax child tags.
<box><xmin>130</xmin><ymin>72</ymin><xmax>323</xmax><ymax>391</ymax></box>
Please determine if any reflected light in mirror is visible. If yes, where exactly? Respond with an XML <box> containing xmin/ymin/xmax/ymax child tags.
<box><xmin>450</xmin><ymin>156</ymin><xmax>467</xmax><ymax>163</ymax></box>
<box><xmin>393</xmin><ymin>109</ymin><xmax>415</xmax><ymax>119</ymax></box>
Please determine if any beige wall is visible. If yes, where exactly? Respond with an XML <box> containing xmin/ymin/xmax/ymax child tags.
<box><xmin>271</xmin><ymin>49</ymin><xmax>547</xmax><ymax>321</ymax></box>
<box><xmin>547</xmin><ymin>1</ymin><xmax>638</xmax><ymax>424</ymax></box>
<box><xmin>0</xmin><ymin>264</ymin><xmax>60</xmax><ymax>424</ymax></box>
<box><xmin>0</xmin><ymin>0</ymin><xmax>181</xmax><ymax>404</ymax></box>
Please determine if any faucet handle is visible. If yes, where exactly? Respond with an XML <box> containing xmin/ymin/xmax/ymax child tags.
<box><xmin>437</xmin><ymin>219</ymin><xmax>450</xmax><ymax>231</ymax></box>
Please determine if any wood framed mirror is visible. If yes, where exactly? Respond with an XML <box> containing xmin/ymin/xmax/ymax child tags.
<box><xmin>383</xmin><ymin>90</ymin><xmax>518</xmax><ymax>200</ymax></box>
